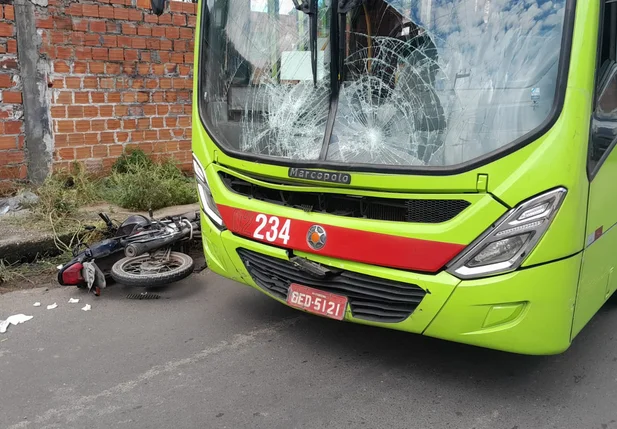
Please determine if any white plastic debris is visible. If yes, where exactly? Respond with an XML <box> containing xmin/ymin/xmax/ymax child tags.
<box><xmin>0</xmin><ymin>314</ymin><xmax>34</xmax><ymax>334</ymax></box>
<box><xmin>0</xmin><ymin>191</ymin><xmax>39</xmax><ymax>216</ymax></box>
<box><xmin>68</xmin><ymin>298</ymin><xmax>80</xmax><ymax>304</ymax></box>
<box><xmin>81</xmin><ymin>304</ymin><xmax>91</xmax><ymax>312</ymax></box>
<box><xmin>33</xmin><ymin>302</ymin><xmax>41</xmax><ymax>307</ymax></box>
<box><xmin>47</xmin><ymin>303</ymin><xmax>57</xmax><ymax>310</ymax></box>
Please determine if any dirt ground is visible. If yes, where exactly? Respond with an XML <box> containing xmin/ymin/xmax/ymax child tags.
<box><xmin>0</xmin><ymin>275</ymin><xmax>58</xmax><ymax>295</ymax></box>
<box><xmin>0</xmin><ymin>258</ymin><xmax>63</xmax><ymax>295</ymax></box>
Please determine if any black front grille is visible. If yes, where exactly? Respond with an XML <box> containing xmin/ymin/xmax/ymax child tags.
<box><xmin>237</xmin><ymin>249</ymin><xmax>427</xmax><ymax>323</ymax></box>
<box><xmin>219</xmin><ymin>172</ymin><xmax>470</xmax><ymax>223</ymax></box>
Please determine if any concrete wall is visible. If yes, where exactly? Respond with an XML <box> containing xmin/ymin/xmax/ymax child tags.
<box><xmin>0</xmin><ymin>0</ymin><xmax>196</xmax><ymax>189</ymax></box>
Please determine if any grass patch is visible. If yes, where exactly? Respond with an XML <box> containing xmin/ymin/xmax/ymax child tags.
<box><xmin>101</xmin><ymin>150</ymin><xmax>197</xmax><ymax>211</ymax></box>
<box><xmin>24</xmin><ymin>150</ymin><xmax>196</xmax><ymax>222</ymax></box>
<box><xmin>32</xmin><ymin>162</ymin><xmax>102</xmax><ymax>220</ymax></box>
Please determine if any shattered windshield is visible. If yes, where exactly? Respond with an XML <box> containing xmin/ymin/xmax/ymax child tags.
<box><xmin>200</xmin><ymin>0</ymin><xmax>568</xmax><ymax>168</ymax></box>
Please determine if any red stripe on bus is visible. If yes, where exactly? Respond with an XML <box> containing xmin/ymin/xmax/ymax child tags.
<box><xmin>217</xmin><ymin>205</ymin><xmax>465</xmax><ymax>272</ymax></box>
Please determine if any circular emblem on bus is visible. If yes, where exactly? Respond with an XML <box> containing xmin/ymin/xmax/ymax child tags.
<box><xmin>306</xmin><ymin>225</ymin><xmax>327</xmax><ymax>250</ymax></box>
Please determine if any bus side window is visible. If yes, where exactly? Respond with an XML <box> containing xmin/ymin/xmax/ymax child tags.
<box><xmin>591</xmin><ymin>65</ymin><xmax>617</xmax><ymax>169</ymax></box>
<box><xmin>590</xmin><ymin>1</ymin><xmax>617</xmax><ymax>171</ymax></box>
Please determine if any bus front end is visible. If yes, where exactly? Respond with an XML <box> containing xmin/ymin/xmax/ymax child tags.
<box><xmin>192</xmin><ymin>0</ymin><xmax>593</xmax><ymax>355</ymax></box>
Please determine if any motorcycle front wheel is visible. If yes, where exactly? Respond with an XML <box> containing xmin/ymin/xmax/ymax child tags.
<box><xmin>111</xmin><ymin>251</ymin><xmax>194</xmax><ymax>287</ymax></box>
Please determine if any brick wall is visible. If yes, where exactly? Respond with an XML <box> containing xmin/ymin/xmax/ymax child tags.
<box><xmin>0</xmin><ymin>4</ymin><xmax>26</xmax><ymax>188</ymax></box>
<box><xmin>0</xmin><ymin>0</ymin><xmax>196</xmax><ymax>186</ymax></box>
<box><xmin>46</xmin><ymin>0</ymin><xmax>196</xmax><ymax>172</ymax></box>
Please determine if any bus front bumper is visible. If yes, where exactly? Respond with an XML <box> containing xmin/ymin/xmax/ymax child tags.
<box><xmin>201</xmin><ymin>214</ymin><xmax>580</xmax><ymax>355</ymax></box>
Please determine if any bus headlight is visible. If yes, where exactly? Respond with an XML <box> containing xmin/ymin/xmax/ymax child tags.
<box><xmin>192</xmin><ymin>154</ymin><xmax>225</xmax><ymax>229</ymax></box>
<box><xmin>446</xmin><ymin>188</ymin><xmax>567</xmax><ymax>279</ymax></box>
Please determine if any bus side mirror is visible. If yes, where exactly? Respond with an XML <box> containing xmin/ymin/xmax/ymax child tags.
<box><xmin>151</xmin><ymin>0</ymin><xmax>167</xmax><ymax>16</ymax></box>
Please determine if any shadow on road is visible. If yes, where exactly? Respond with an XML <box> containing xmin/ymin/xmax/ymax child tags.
<box><xmin>74</xmin><ymin>272</ymin><xmax>207</xmax><ymax>301</ymax></box>
<box><xmin>231</xmin><ymin>284</ymin><xmax>617</xmax><ymax>396</ymax></box>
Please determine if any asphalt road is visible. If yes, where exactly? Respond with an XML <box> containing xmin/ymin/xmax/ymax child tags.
<box><xmin>1</xmin><ymin>271</ymin><xmax>617</xmax><ymax>429</ymax></box>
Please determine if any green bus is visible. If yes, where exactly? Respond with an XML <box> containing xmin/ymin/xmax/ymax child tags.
<box><xmin>154</xmin><ymin>0</ymin><xmax>617</xmax><ymax>354</ymax></box>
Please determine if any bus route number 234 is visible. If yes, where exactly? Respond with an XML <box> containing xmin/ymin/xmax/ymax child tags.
<box><xmin>253</xmin><ymin>214</ymin><xmax>291</xmax><ymax>245</ymax></box>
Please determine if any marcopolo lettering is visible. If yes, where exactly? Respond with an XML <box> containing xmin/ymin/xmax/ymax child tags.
<box><xmin>288</xmin><ymin>168</ymin><xmax>352</xmax><ymax>184</ymax></box>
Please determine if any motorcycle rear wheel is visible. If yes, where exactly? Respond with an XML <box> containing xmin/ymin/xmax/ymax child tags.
<box><xmin>111</xmin><ymin>251</ymin><xmax>194</xmax><ymax>287</ymax></box>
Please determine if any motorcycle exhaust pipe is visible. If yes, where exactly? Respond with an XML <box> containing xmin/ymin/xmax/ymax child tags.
<box><xmin>124</xmin><ymin>232</ymin><xmax>185</xmax><ymax>258</ymax></box>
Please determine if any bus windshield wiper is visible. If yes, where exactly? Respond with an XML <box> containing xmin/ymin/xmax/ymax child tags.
<box><xmin>292</xmin><ymin>0</ymin><xmax>318</xmax><ymax>86</ymax></box>
<box><xmin>318</xmin><ymin>0</ymin><xmax>366</xmax><ymax>160</ymax></box>
<box><xmin>337</xmin><ymin>0</ymin><xmax>367</xmax><ymax>81</ymax></box>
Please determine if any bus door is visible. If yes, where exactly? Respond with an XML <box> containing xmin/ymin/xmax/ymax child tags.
<box><xmin>573</xmin><ymin>0</ymin><xmax>617</xmax><ymax>337</ymax></box>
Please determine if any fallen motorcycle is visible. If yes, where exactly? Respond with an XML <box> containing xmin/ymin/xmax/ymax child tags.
<box><xmin>57</xmin><ymin>211</ymin><xmax>201</xmax><ymax>295</ymax></box>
